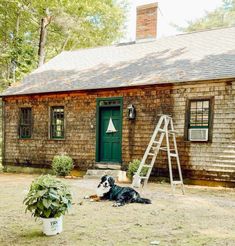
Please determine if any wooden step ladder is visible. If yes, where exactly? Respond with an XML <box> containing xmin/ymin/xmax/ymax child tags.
<box><xmin>132</xmin><ymin>115</ymin><xmax>185</xmax><ymax>194</ymax></box>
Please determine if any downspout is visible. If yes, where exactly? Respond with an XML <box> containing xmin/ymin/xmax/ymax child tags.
<box><xmin>1</xmin><ymin>99</ymin><xmax>5</xmax><ymax>168</ymax></box>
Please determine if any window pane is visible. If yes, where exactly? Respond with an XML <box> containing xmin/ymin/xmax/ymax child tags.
<box><xmin>189</xmin><ymin>100</ymin><xmax>210</xmax><ymax>128</ymax></box>
<box><xmin>190</xmin><ymin>101</ymin><xmax>197</xmax><ymax>109</ymax></box>
<box><xmin>196</xmin><ymin>101</ymin><xmax>203</xmax><ymax>109</ymax></box>
<box><xmin>99</xmin><ymin>100</ymin><xmax>120</xmax><ymax>106</ymax></box>
<box><xmin>203</xmin><ymin>101</ymin><xmax>209</xmax><ymax>108</ymax></box>
<box><xmin>51</xmin><ymin>107</ymin><xmax>64</xmax><ymax>138</ymax></box>
<box><xmin>19</xmin><ymin>108</ymin><xmax>32</xmax><ymax>138</ymax></box>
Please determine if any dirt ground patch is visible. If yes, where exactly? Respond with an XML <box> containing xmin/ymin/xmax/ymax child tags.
<box><xmin>0</xmin><ymin>173</ymin><xmax>235</xmax><ymax>246</ymax></box>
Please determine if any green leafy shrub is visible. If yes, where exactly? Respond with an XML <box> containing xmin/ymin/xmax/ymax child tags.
<box><xmin>127</xmin><ymin>159</ymin><xmax>148</xmax><ymax>179</ymax></box>
<box><xmin>52</xmin><ymin>155</ymin><xmax>74</xmax><ymax>176</ymax></box>
<box><xmin>23</xmin><ymin>175</ymin><xmax>72</xmax><ymax>218</ymax></box>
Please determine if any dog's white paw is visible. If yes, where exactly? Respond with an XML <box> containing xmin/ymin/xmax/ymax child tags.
<box><xmin>112</xmin><ymin>202</ymin><xmax>122</xmax><ymax>207</ymax></box>
<box><xmin>84</xmin><ymin>195</ymin><xmax>89</xmax><ymax>199</ymax></box>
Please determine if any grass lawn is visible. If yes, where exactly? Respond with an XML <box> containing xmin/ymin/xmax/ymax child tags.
<box><xmin>0</xmin><ymin>173</ymin><xmax>235</xmax><ymax>246</ymax></box>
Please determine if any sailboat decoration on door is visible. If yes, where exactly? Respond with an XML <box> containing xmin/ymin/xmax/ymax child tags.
<box><xmin>106</xmin><ymin>117</ymin><xmax>117</xmax><ymax>133</ymax></box>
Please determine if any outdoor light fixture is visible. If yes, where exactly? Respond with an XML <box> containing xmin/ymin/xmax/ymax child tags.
<box><xmin>127</xmin><ymin>104</ymin><xmax>136</xmax><ymax>120</ymax></box>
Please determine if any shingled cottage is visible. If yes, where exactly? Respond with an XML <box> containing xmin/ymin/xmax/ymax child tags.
<box><xmin>1</xmin><ymin>3</ymin><xmax>235</xmax><ymax>185</ymax></box>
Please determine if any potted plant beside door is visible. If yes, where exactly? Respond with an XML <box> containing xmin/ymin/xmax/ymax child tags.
<box><xmin>23</xmin><ymin>175</ymin><xmax>72</xmax><ymax>236</ymax></box>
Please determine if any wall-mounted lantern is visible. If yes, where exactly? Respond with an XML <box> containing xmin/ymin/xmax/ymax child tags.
<box><xmin>127</xmin><ymin>104</ymin><xmax>136</xmax><ymax>120</ymax></box>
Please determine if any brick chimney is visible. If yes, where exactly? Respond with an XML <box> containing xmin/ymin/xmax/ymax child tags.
<box><xmin>136</xmin><ymin>2</ymin><xmax>158</xmax><ymax>40</ymax></box>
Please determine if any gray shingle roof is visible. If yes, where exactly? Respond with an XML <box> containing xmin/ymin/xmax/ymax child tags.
<box><xmin>2</xmin><ymin>27</ymin><xmax>235</xmax><ymax>96</ymax></box>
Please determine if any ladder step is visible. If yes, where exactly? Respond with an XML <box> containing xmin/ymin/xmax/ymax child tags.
<box><xmin>140</xmin><ymin>176</ymin><xmax>148</xmax><ymax>179</ymax></box>
<box><xmin>169</xmin><ymin>153</ymin><xmax>177</xmax><ymax>157</ymax></box>
<box><xmin>148</xmin><ymin>153</ymin><xmax>155</xmax><ymax>156</ymax></box>
<box><xmin>142</xmin><ymin>164</ymin><xmax>152</xmax><ymax>167</ymax></box>
<box><xmin>172</xmin><ymin>181</ymin><xmax>183</xmax><ymax>185</ymax></box>
<box><xmin>153</xmin><ymin>141</ymin><xmax>160</xmax><ymax>144</ymax></box>
<box><xmin>158</xmin><ymin>129</ymin><xmax>177</xmax><ymax>134</ymax></box>
<box><xmin>169</xmin><ymin>130</ymin><xmax>177</xmax><ymax>134</ymax></box>
<box><xmin>159</xmin><ymin>147</ymin><xmax>175</xmax><ymax>151</ymax></box>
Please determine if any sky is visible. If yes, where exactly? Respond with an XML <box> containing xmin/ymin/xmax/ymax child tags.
<box><xmin>123</xmin><ymin>0</ymin><xmax>224</xmax><ymax>41</ymax></box>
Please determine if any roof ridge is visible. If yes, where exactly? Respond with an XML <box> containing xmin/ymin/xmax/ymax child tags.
<box><xmin>63</xmin><ymin>26</ymin><xmax>235</xmax><ymax>53</ymax></box>
<box><xmin>62</xmin><ymin>43</ymin><xmax>117</xmax><ymax>53</ymax></box>
<box><xmin>175</xmin><ymin>25</ymin><xmax>235</xmax><ymax>37</ymax></box>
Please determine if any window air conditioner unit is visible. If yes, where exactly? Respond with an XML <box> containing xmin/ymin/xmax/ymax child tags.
<box><xmin>189</xmin><ymin>128</ymin><xmax>208</xmax><ymax>141</ymax></box>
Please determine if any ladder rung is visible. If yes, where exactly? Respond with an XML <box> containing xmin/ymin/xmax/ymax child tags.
<box><xmin>143</xmin><ymin>164</ymin><xmax>152</xmax><ymax>167</ymax></box>
<box><xmin>172</xmin><ymin>181</ymin><xmax>183</xmax><ymax>185</ymax></box>
<box><xmin>158</xmin><ymin>129</ymin><xmax>177</xmax><ymax>134</ymax></box>
<box><xmin>169</xmin><ymin>153</ymin><xmax>177</xmax><ymax>157</ymax></box>
<box><xmin>148</xmin><ymin>153</ymin><xmax>155</xmax><ymax>156</ymax></box>
<box><xmin>153</xmin><ymin>141</ymin><xmax>160</xmax><ymax>144</ymax></box>
<box><xmin>158</xmin><ymin>114</ymin><xmax>172</xmax><ymax>117</ymax></box>
<box><xmin>169</xmin><ymin>130</ymin><xmax>177</xmax><ymax>134</ymax></box>
<box><xmin>160</xmin><ymin>147</ymin><xmax>175</xmax><ymax>151</ymax></box>
<box><xmin>140</xmin><ymin>176</ymin><xmax>148</xmax><ymax>179</ymax></box>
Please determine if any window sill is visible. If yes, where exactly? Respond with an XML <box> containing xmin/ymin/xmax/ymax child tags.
<box><xmin>184</xmin><ymin>140</ymin><xmax>212</xmax><ymax>144</ymax></box>
<box><xmin>48</xmin><ymin>138</ymin><xmax>66</xmax><ymax>141</ymax></box>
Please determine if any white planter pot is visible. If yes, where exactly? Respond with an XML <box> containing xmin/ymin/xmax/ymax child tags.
<box><xmin>132</xmin><ymin>174</ymin><xmax>141</xmax><ymax>188</ymax></box>
<box><xmin>42</xmin><ymin>216</ymin><xmax>63</xmax><ymax>236</ymax></box>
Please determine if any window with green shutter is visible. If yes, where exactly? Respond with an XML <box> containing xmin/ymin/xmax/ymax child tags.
<box><xmin>19</xmin><ymin>108</ymin><xmax>32</xmax><ymax>139</ymax></box>
<box><xmin>50</xmin><ymin>106</ymin><xmax>64</xmax><ymax>139</ymax></box>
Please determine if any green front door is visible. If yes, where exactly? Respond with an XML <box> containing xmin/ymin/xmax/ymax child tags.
<box><xmin>99</xmin><ymin>107</ymin><xmax>122</xmax><ymax>163</ymax></box>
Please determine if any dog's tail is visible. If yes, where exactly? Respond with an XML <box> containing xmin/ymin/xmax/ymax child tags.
<box><xmin>135</xmin><ymin>197</ymin><xmax>151</xmax><ymax>204</ymax></box>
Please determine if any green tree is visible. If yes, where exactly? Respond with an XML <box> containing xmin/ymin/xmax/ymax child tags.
<box><xmin>0</xmin><ymin>0</ymin><xmax>126</xmax><ymax>91</ymax></box>
<box><xmin>176</xmin><ymin>0</ymin><xmax>235</xmax><ymax>33</ymax></box>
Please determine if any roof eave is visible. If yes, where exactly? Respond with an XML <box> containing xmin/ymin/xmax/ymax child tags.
<box><xmin>1</xmin><ymin>76</ymin><xmax>235</xmax><ymax>98</ymax></box>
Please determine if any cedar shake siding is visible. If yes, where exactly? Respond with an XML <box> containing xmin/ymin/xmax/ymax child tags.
<box><xmin>3</xmin><ymin>79</ymin><xmax>235</xmax><ymax>182</ymax></box>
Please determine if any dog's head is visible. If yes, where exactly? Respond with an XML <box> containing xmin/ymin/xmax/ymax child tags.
<box><xmin>96</xmin><ymin>175</ymin><xmax>115</xmax><ymax>197</ymax></box>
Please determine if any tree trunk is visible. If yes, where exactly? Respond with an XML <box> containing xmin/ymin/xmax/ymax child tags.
<box><xmin>16</xmin><ymin>14</ymin><xmax>20</xmax><ymax>36</ymax></box>
<box><xmin>11</xmin><ymin>14</ymin><xmax>20</xmax><ymax>83</ymax></box>
<box><xmin>62</xmin><ymin>35</ymin><xmax>70</xmax><ymax>51</ymax></box>
<box><xmin>38</xmin><ymin>14</ymin><xmax>52</xmax><ymax>67</ymax></box>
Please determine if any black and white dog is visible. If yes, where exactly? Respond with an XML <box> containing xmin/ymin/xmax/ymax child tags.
<box><xmin>90</xmin><ymin>175</ymin><xmax>151</xmax><ymax>207</ymax></box>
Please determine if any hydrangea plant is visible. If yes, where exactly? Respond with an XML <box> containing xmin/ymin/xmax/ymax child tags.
<box><xmin>23</xmin><ymin>175</ymin><xmax>72</xmax><ymax>218</ymax></box>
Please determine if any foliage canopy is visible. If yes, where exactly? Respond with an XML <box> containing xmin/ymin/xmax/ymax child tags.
<box><xmin>177</xmin><ymin>0</ymin><xmax>235</xmax><ymax>33</ymax></box>
<box><xmin>0</xmin><ymin>0</ymin><xmax>126</xmax><ymax>90</ymax></box>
